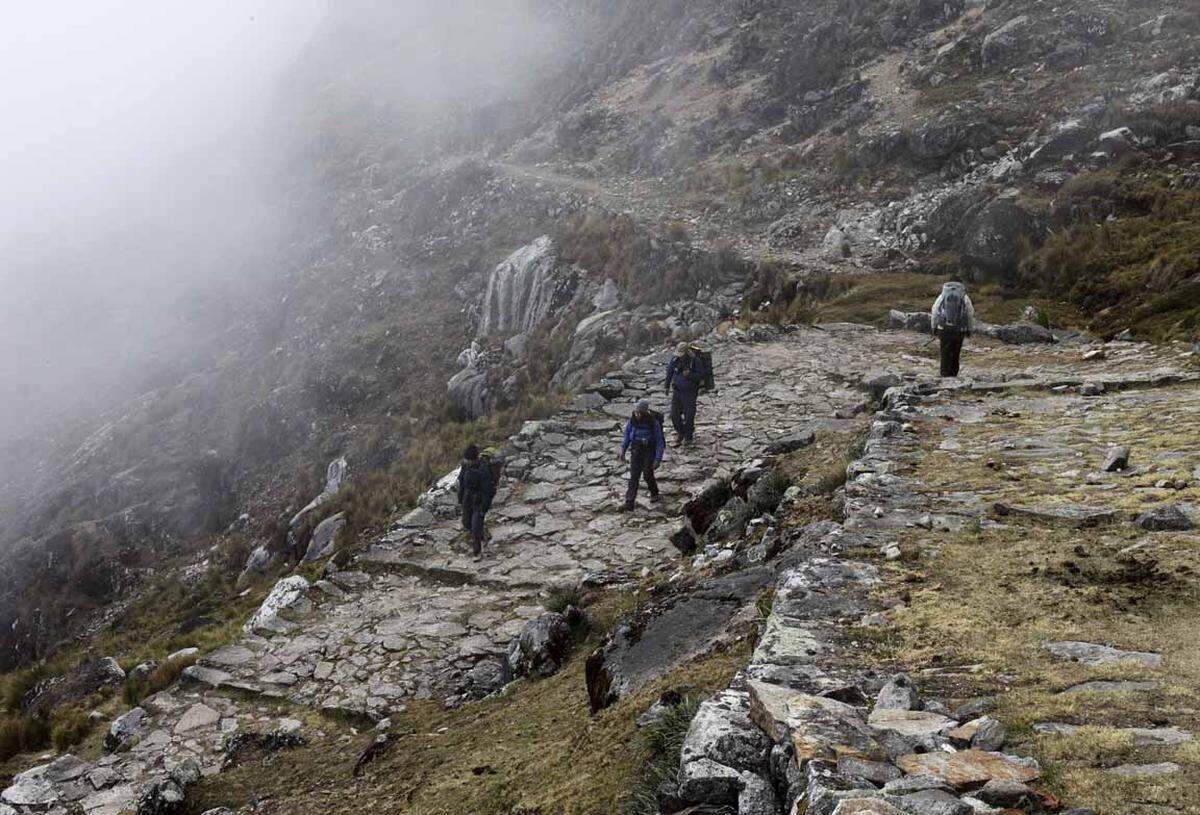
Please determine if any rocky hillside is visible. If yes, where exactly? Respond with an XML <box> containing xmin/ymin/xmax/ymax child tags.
<box><xmin>0</xmin><ymin>1</ymin><xmax>1198</xmax><ymax>809</ymax></box>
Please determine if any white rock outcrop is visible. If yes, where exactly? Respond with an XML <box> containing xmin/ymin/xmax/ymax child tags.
<box><xmin>244</xmin><ymin>576</ymin><xmax>313</xmax><ymax>636</ymax></box>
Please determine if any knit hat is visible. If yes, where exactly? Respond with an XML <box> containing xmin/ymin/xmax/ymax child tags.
<box><xmin>635</xmin><ymin>398</ymin><xmax>650</xmax><ymax>412</ymax></box>
<box><xmin>675</xmin><ymin>342</ymin><xmax>690</xmax><ymax>356</ymax></box>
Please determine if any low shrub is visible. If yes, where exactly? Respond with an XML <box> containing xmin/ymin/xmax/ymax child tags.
<box><xmin>620</xmin><ymin>695</ymin><xmax>703</xmax><ymax>815</ymax></box>
<box><xmin>0</xmin><ymin>713</ymin><xmax>51</xmax><ymax>762</ymax></box>
<box><xmin>50</xmin><ymin>707</ymin><xmax>92</xmax><ymax>751</ymax></box>
<box><xmin>121</xmin><ymin>652</ymin><xmax>199</xmax><ymax>707</ymax></box>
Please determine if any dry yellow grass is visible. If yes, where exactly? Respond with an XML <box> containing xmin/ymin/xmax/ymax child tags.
<box><xmin>871</xmin><ymin>385</ymin><xmax>1200</xmax><ymax>814</ymax></box>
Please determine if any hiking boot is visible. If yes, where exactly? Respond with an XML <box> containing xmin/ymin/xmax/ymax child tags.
<box><xmin>619</xmin><ymin>503</ymin><xmax>635</xmax><ymax>513</ymax></box>
<box><xmin>649</xmin><ymin>494</ymin><xmax>662</xmax><ymax>504</ymax></box>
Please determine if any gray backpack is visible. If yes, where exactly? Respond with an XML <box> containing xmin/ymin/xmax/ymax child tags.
<box><xmin>936</xmin><ymin>284</ymin><xmax>970</xmax><ymax>332</ymax></box>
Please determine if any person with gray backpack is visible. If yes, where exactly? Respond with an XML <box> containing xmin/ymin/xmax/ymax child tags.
<box><xmin>930</xmin><ymin>281</ymin><xmax>975</xmax><ymax>377</ymax></box>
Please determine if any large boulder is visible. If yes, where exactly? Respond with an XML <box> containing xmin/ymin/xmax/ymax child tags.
<box><xmin>908</xmin><ymin>118</ymin><xmax>969</xmax><ymax>161</ymax></box>
<box><xmin>288</xmin><ymin>457</ymin><xmax>348</xmax><ymax>528</ymax></box>
<box><xmin>447</xmin><ymin>342</ymin><xmax>512</xmax><ymax>419</ymax></box>
<box><xmin>303</xmin><ymin>512</ymin><xmax>346</xmax><ymax>562</ymax></box>
<box><xmin>982</xmin><ymin>15</ymin><xmax>1034</xmax><ymax>68</ymax></box>
<box><xmin>961</xmin><ymin>199</ymin><xmax>1041</xmax><ymax>278</ymax></box>
<box><xmin>136</xmin><ymin>760</ymin><xmax>201</xmax><ymax>815</ymax></box>
<box><xmin>1029</xmin><ymin>120</ymin><xmax>1094</xmax><ymax>164</ymax></box>
<box><xmin>104</xmin><ymin>706</ymin><xmax>150</xmax><ymax>753</ymax></box>
<box><xmin>976</xmin><ymin>322</ymin><xmax>1056</xmax><ymax>344</ymax></box>
<box><xmin>417</xmin><ymin>467</ymin><xmax>464</xmax><ymax>519</ymax></box>
<box><xmin>244</xmin><ymin>576</ymin><xmax>313</xmax><ymax>636</ymax></box>
<box><xmin>888</xmin><ymin>310</ymin><xmax>932</xmax><ymax>334</ymax></box>
<box><xmin>1136</xmin><ymin>504</ymin><xmax>1194</xmax><ymax>531</ymax></box>
<box><xmin>507</xmin><ymin>612</ymin><xmax>572</xmax><ymax>678</ymax></box>
<box><xmin>676</xmin><ymin>690</ymin><xmax>773</xmax><ymax>806</ymax></box>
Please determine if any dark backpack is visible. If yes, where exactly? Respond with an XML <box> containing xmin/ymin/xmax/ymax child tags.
<box><xmin>630</xmin><ymin>410</ymin><xmax>664</xmax><ymax>443</ymax></box>
<box><xmin>482</xmin><ymin>453</ymin><xmax>505</xmax><ymax>486</ymax></box>
<box><xmin>695</xmin><ymin>349</ymin><xmax>715</xmax><ymax>391</ymax></box>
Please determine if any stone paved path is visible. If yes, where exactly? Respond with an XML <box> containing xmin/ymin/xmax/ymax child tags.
<box><xmin>5</xmin><ymin>325</ymin><xmax>1196</xmax><ymax>815</ymax></box>
<box><xmin>188</xmin><ymin>324</ymin><xmax>924</xmax><ymax>719</ymax></box>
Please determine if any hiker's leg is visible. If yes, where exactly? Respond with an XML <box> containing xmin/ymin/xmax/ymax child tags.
<box><xmin>643</xmin><ymin>456</ymin><xmax>659</xmax><ymax>499</ymax></box>
<box><xmin>624</xmin><ymin>448</ymin><xmax>642</xmax><ymax>508</ymax></box>
<box><xmin>470</xmin><ymin>507</ymin><xmax>485</xmax><ymax>555</ymax></box>
<box><xmin>670</xmin><ymin>391</ymin><xmax>685</xmax><ymax>437</ymax></box>
<box><xmin>948</xmin><ymin>333</ymin><xmax>964</xmax><ymax>376</ymax></box>
<box><xmin>682</xmin><ymin>392</ymin><xmax>698</xmax><ymax>441</ymax></box>
<box><xmin>939</xmin><ymin>334</ymin><xmax>954</xmax><ymax>377</ymax></box>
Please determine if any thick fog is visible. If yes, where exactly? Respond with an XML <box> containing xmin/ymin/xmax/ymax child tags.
<box><xmin>0</xmin><ymin>1</ymin><xmax>325</xmax><ymax>445</ymax></box>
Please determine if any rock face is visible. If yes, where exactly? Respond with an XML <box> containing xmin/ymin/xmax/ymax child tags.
<box><xmin>21</xmin><ymin>657</ymin><xmax>126</xmax><ymax>717</ymax></box>
<box><xmin>477</xmin><ymin>236</ymin><xmax>579</xmax><ymax>336</ymax></box>
<box><xmin>585</xmin><ymin>569</ymin><xmax>772</xmax><ymax>712</ymax></box>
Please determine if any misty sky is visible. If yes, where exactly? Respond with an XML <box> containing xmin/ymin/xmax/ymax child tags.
<box><xmin>0</xmin><ymin>1</ymin><xmax>325</xmax><ymax>441</ymax></box>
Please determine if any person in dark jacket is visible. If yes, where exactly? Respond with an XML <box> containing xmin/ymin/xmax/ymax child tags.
<box><xmin>456</xmin><ymin>444</ymin><xmax>496</xmax><ymax>559</ymax></box>
<box><xmin>665</xmin><ymin>342</ymin><xmax>707</xmax><ymax>446</ymax></box>
<box><xmin>620</xmin><ymin>399</ymin><xmax>665</xmax><ymax>512</ymax></box>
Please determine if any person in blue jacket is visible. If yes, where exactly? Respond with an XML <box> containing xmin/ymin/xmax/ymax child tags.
<box><xmin>456</xmin><ymin>444</ymin><xmax>496</xmax><ymax>559</ymax></box>
<box><xmin>665</xmin><ymin>342</ymin><xmax>709</xmax><ymax>446</ymax></box>
<box><xmin>620</xmin><ymin>399</ymin><xmax>665</xmax><ymax>512</ymax></box>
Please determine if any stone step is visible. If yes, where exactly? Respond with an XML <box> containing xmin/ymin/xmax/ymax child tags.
<box><xmin>357</xmin><ymin>546</ymin><xmax>543</xmax><ymax>592</ymax></box>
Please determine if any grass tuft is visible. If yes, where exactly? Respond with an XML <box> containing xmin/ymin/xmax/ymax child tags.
<box><xmin>620</xmin><ymin>695</ymin><xmax>706</xmax><ymax>815</ymax></box>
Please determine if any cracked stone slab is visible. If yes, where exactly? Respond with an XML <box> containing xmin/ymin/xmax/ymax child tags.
<box><xmin>1061</xmin><ymin>680</ymin><xmax>1158</xmax><ymax>694</ymax></box>
<box><xmin>1032</xmin><ymin>722</ymin><xmax>1192</xmax><ymax>746</ymax></box>
<box><xmin>1043</xmin><ymin>641</ymin><xmax>1163</xmax><ymax>668</ymax></box>
<box><xmin>748</xmin><ymin>680</ymin><xmax>887</xmax><ymax>763</ymax></box>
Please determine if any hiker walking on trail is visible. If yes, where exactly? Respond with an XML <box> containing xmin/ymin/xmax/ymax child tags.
<box><xmin>931</xmin><ymin>281</ymin><xmax>975</xmax><ymax>378</ymax></box>
<box><xmin>457</xmin><ymin>444</ymin><xmax>495</xmax><ymax>560</ymax></box>
<box><xmin>620</xmin><ymin>399</ymin><xmax>665</xmax><ymax>512</ymax></box>
<box><xmin>665</xmin><ymin>342</ymin><xmax>713</xmax><ymax>446</ymax></box>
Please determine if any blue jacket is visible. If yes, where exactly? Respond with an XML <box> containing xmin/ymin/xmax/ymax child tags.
<box><xmin>666</xmin><ymin>353</ymin><xmax>708</xmax><ymax>395</ymax></box>
<box><xmin>457</xmin><ymin>460</ymin><xmax>496</xmax><ymax>511</ymax></box>
<box><xmin>621</xmin><ymin>411</ymin><xmax>665</xmax><ymax>464</ymax></box>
